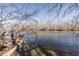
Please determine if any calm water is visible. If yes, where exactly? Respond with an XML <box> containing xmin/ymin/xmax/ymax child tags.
<box><xmin>23</xmin><ymin>31</ymin><xmax>79</xmax><ymax>55</ymax></box>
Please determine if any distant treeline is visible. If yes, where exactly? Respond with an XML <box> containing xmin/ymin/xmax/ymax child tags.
<box><xmin>39</xmin><ymin>28</ymin><xmax>79</xmax><ymax>31</ymax></box>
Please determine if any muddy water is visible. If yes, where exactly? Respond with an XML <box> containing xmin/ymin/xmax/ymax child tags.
<box><xmin>23</xmin><ymin>31</ymin><xmax>79</xmax><ymax>55</ymax></box>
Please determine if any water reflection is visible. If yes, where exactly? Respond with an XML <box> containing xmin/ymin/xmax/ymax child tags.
<box><xmin>24</xmin><ymin>31</ymin><xmax>79</xmax><ymax>55</ymax></box>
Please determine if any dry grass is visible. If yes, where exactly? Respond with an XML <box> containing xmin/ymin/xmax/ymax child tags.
<box><xmin>0</xmin><ymin>39</ymin><xmax>13</xmax><ymax>56</ymax></box>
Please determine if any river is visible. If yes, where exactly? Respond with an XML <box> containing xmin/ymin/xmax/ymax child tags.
<box><xmin>23</xmin><ymin>31</ymin><xmax>79</xmax><ymax>55</ymax></box>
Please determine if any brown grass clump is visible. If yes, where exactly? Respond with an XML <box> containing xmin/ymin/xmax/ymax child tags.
<box><xmin>0</xmin><ymin>39</ymin><xmax>13</xmax><ymax>56</ymax></box>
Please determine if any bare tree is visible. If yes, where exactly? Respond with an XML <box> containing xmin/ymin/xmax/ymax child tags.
<box><xmin>46</xmin><ymin>3</ymin><xmax>79</xmax><ymax>31</ymax></box>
